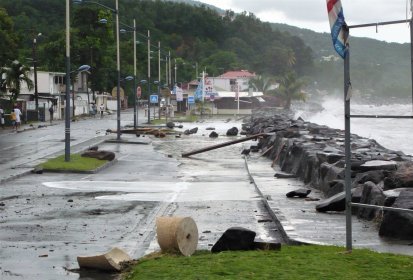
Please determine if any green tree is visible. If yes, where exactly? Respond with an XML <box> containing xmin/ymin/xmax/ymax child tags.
<box><xmin>277</xmin><ymin>71</ymin><xmax>307</xmax><ymax>110</ymax></box>
<box><xmin>201</xmin><ymin>50</ymin><xmax>241</xmax><ymax>76</ymax></box>
<box><xmin>0</xmin><ymin>8</ymin><xmax>18</xmax><ymax>67</ymax></box>
<box><xmin>1</xmin><ymin>60</ymin><xmax>34</xmax><ymax>106</ymax></box>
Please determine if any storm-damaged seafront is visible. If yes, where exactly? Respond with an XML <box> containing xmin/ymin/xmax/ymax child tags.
<box><xmin>241</xmin><ymin>109</ymin><xmax>413</xmax><ymax>252</ymax></box>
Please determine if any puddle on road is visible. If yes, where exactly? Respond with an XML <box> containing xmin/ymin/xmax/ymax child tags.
<box><xmin>43</xmin><ymin>181</ymin><xmax>260</xmax><ymax>202</ymax></box>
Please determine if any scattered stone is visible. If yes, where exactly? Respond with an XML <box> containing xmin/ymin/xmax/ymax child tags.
<box><xmin>241</xmin><ymin>149</ymin><xmax>250</xmax><ymax>156</ymax></box>
<box><xmin>286</xmin><ymin>188</ymin><xmax>311</xmax><ymax>198</ymax></box>
<box><xmin>89</xmin><ymin>145</ymin><xmax>99</xmax><ymax>151</ymax></box>
<box><xmin>209</xmin><ymin>131</ymin><xmax>218</xmax><ymax>138</ymax></box>
<box><xmin>31</xmin><ymin>167</ymin><xmax>43</xmax><ymax>174</ymax></box>
<box><xmin>67</xmin><ymin>199</ymin><xmax>73</xmax><ymax>203</ymax></box>
<box><xmin>226</xmin><ymin>127</ymin><xmax>239</xmax><ymax>136</ymax></box>
<box><xmin>177</xmin><ymin>124</ymin><xmax>183</xmax><ymax>128</ymax></box>
<box><xmin>166</xmin><ymin>122</ymin><xmax>175</xmax><ymax>129</ymax></box>
<box><xmin>205</xmin><ymin>127</ymin><xmax>215</xmax><ymax>130</ymax></box>
<box><xmin>257</xmin><ymin>219</ymin><xmax>273</xmax><ymax>223</ymax></box>
<box><xmin>211</xmin><ymin>227</ymin><xmax>256</xmax><ymax>253</ymax></box>
<box><xmin>274</xmin><ymin>172</ymin><xmax>296</xmax><ymax>179</ymax></box>
<box><xmin>189</xmin><ymin>127</ymin><xmax>198</xmax><ymax>134</ymax></box>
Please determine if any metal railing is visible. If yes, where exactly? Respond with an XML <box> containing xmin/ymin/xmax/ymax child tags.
<box><xmin>343</xmin><ymin>16</ymin><xmax>413</xmax><ymax>251</ymax></box>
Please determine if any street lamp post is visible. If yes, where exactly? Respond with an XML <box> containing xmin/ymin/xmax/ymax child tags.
<box><xmin>147</xmin><ymin>30</ymin><xmax>151</xmax><ymax>124</ymax></box>
<box><xmin>158</xmin><ymin>41</ymin><xmax>161</xmax><ymax>120</ymax></box>
<box><xmin>65</xmin><ymin>0</ymin><xmax>71</xmax><ymax>161</ymax></box>
<box><xmin>120</xmin><ymin>19</ymin><xmax>137</xmax><ymax>129</ymax></box>
<box><xmin>32</xmin><ymin>33</ymin><xmax>42</xmax><ymax>120</ymax></box>
<box><xmin>133</xmin><ymin>19</ymin><xmax>137</xmax><ymax>129</ymax></box>
<box><xmin>73</xmin><ymin>0</ymin><xmax>121</xmax><ymax>140</ymax></box>
<box><xmin>115</xmin><ymin>0</ymin><xmax>121</xmax><ymax>140</ymax></box>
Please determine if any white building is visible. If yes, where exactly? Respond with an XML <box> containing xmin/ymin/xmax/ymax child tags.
<box><xmin>18</xmin><ymin>70</ymin><xmax>91</xmax><ymax>121</ymax></box>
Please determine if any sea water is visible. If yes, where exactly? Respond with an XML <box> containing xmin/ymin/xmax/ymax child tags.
<box><xmin>295</xmin><ymin>98</ymin><xmax>413</xmax><ymax>156</ymax></box>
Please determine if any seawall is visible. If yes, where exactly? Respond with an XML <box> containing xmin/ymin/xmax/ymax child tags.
<box><xmin>243</xmin><ymin>110</ymin><xmax>413</xmax><ymax>239</ymax></box>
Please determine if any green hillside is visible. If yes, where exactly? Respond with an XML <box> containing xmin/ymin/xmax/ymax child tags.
<box><xmin>0</xmin><ymin>0</ymin><xmax>411</xmax><ymax>101</ymax></box>
<box><xmin>272</xmin><ymin>23</ymin><xmax>411</xmax><ymax>100</ymax></box>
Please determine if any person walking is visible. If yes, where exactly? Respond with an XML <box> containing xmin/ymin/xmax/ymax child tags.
<box><xmin>12</xmin><ymin>105</ymin><xmax>22</xmax><ymax>131</ymax></box>
<box><xmin>48</xmin><ymin>105</ymin><xmax>54</xmax><ymax>124</ymax></box>
<box><xmin>91</xmin><ymin>103</ymin><xmax>97</xmax><ymax>117</ymax></box>
<box><xmin>0</xmin><ymin>106</ymin><xmax>5</xmax><ymax>129</ymax></box>
<box><xmin>99</xmin><ymin>103</ymin><xmax>105</xmax><ymax>119</ymax></box>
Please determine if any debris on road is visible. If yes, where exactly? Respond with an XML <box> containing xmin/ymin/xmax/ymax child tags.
<box><xmin>77</xmin><ymin>247</ymin><xmax>132</xmax><ymax>272</ymax></box>
<box><xmin>156</xmin><ymin>216</ymin><xmax>199</xmax><ymax>256</ymax></box>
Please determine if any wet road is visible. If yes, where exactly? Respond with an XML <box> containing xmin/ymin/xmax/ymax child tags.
<box><xmin>0</xmin><ymin>111</ymin><xmax>281</xmax><ymax>279</ymax></box>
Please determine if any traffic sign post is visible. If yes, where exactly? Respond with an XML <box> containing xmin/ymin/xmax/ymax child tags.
<box><xmin>150</xmin><ymin>95</ymin><xmax>158</xmax><ymax>104</ymax></box>
<box><xmin>187</xmin><ymin>96</ymin><xmax>195</xmax><ymax>104</ymax></box>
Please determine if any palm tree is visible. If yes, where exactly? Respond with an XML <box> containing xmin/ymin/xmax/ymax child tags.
<box><xmin>277</xmin><ymin>71</ymin><xmax>306</xmax><ymax>110</ymax></box>
<box><xmin>0</xmin><ymin>60</ymin><xmax>34</xmax><ymax>106</ymax></box>
<box><xmin>248</xmin><ymin>75</ymin><xmax>275</xmax><ymax>95</ymax></box>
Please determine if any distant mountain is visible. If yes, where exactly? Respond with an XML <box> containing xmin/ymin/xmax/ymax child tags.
<box><xmin>270</xmin><ymin>23</ymin><xmax>410</xmax><ymax>64</ymax></box>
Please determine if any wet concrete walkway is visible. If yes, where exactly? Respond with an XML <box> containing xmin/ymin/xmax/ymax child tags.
<box><xmin>245</xmin><ymin>148</ymin><xmax>413</xmax><ymax>256</ymax></box>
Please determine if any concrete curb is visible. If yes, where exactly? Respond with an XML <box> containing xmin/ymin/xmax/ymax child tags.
<box><xmin>2</xmin><ymin>135</ymin><xmax>149</xmax><ymax>181</ymax></box>
<box><xmin>243</xmin><ymin>156</ymin><xmax>304</xmax><ymax>245</ymax></box>
<box><xmin>0</xmin><ymin>169</ymin><xmax>33</xmax><ymax>184</ymax></box>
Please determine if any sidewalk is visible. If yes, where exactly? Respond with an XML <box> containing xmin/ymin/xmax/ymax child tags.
<box><xmin>245</xmin><ymin>152</ymin><xmax>413</xmax><ymax>256</ymax></box>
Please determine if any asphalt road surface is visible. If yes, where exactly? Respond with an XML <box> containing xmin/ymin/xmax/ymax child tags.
<box><xmin>0</xmin><ymin>111</ymin><xmax>282</xmax><ymax>280</ymax></box>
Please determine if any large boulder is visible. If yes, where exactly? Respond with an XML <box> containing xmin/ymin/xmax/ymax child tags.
<box><xmin>316</xmin><ymin>187</ymin><xmax>363</xmax><ymax>212</ymax></box>
<box><xmin>316</xmin><ymin>192</ymin><xmax>346</xmax><ymax>212</ymax></box>
<box><xmin>211</xmin><ymin>227</ymin><xmax>256</xmax><ymax>253</ymax></box>
<box><xmin>226</xmin><ymin>127</ymin><xmax>239</xmax><ymax>136</ymax></box>
<box><xmin>209</xmin><ymin>131</ymin><xmax>218</xmax><ymax>138</ymax></box>
<box><xmin>286</xmin><ymin>188</ymin><xmax>311</xmax><ymax>198</ymax></box>
<box><xmin>357</xmin><ymin>181</ymin><xmax>385</xmax><ymax>220</ymax></box>
<box><xmin>379</xmin><ymin>189</ymin><xmax>413</xmax><ymax>239</ymax></box>
<box><xmin>358</xmin><ymin>160</ymin><xmax>397</xmax><ymax>172</ymax></box>
<box><xmin>189</xmin><ymin>127</ymin><xmax>198</xmax><ymax>134</ymax></box>
<box><xmin>166</xmin><ymin>122</ymin><xmax>175</xmax><ymax>129</ymax></box>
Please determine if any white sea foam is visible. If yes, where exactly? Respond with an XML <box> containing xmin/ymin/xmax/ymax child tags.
<box><xmin>295</xmin><ymin>98</ymin><xmax>413</xmax><ymax>156</ymax></box>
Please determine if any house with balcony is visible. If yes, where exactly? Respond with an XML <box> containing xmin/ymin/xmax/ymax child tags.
<box><xmin>17</xmin><ymin>70</ymin><xmax>91</xmax><ymax>121</ymax></box>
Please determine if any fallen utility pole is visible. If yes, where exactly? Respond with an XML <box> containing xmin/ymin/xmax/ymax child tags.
<box><xmin>182</xmin><ymin>133</ymin><xmax>266</xmax><ymax>157</ymax></box>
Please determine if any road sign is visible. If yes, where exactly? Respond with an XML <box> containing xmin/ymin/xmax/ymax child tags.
<box><xmin>137</xmin><ymin>86</ymin><xmax>141</xmax><ymax>98</ymax></box>
<box><xmin>150</xmin><ymin>95</ymin><xmax>158</xmax><ymax>104</ymax></box>
<box><xmin>187</xmin><ymin>96</ymin><xmax>195</xmax><ymax>104</ymax></box>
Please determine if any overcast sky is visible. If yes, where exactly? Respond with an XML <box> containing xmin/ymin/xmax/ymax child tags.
<box><xmin>198</xmin><ymin>0</ymin><xmax>412</xmax><ymax>43</ymax></box>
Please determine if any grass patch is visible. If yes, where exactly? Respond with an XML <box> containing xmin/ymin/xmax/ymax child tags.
<box><xmin>40</xmin><ymin>154</ymin><xmax>108</xmax><ymax>172</ymax></box>
<box><xmin>123</xmin><ymin>245</ymin><xmax>413</xmax><ymax>280</ymax></box>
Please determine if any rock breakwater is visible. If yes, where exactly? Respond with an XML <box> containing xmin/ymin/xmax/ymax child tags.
<box><xmin>244</xmin><ymin>112</ymin><xmax>413</xmax><ymax>239</ymax></box>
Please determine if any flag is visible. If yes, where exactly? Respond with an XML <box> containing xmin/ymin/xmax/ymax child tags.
<box><xmin>327</xmin><ymin>0</ymin><xmax>348</xmax><ymax>59</ymax></box>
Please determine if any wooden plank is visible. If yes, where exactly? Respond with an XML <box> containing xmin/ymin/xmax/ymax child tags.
<box><xmin>181</xmin><ymin>133</ymin><xmax>266</xmax><ymax>157</ymax></box>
